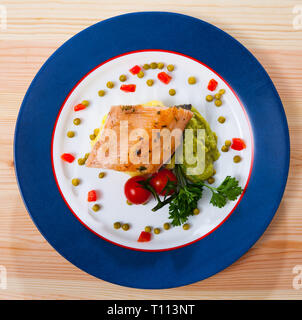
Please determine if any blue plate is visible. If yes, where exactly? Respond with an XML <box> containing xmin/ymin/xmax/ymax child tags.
<box><xmin>14</xmin><ymin>12</ymin><xmax>290</xmax><ymax>289</ymax></box>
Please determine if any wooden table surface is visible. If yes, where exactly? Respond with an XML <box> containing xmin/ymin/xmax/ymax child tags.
<box><xmin>0</xmin><ymin>0</ymin><xmax>302</xmax><ymax>300</ymax></box>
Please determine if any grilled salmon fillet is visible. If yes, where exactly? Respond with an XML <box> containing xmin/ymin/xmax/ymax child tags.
<box><xmin>86</xmin><ymin>104</ymin><xmax>193</xmax><ymax>174</ymax></box>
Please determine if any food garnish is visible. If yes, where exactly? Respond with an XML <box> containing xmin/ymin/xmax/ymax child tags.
<box><xmin>163</xmin><ymin>223</ymin><xmax>171</xmax><ymax>230</ymax></box>
<box><xmin>150</xmin><ymin>62</ymin><xmax>158</xmax><ymax>69</ymax></box>
<box><xmin>138</xmin><ymin>165</ymin><xmax>243</xmax><ymax>226</ymax></box>
<box><xmin>120</xmin><ymin>84</ymin><xmax>136</xmax><ymax>92</ymax></box>
<box><xmin>218</xmin><ymin>116</ymin><xmax>225</xmax><ymax>123</ymax></box>
<box><xmin>122</xmin><ymin>223</ymin><xmax>130</xmax><ymax>231</ymax></box>
<box><xmin>67</xmin><ymin>131</ymin><xmax>75</xmax><ymax>138</ymax></box>
<box><xmin>114</xmin><ymin>222</ymin><xmax>121</xmax><ymax>229</ymax></box>
<box><xmin>169</xmin><ymin>88</ymin><xmax>176</xmax><ymax>96</ymax></box>
<box><xmin>87</xmin><ymin>190</ymin><xmax>97</xmax><ymax>202</ymax></box>
<box><xmin>129</xmin><ymin>65</ymin><xmax>141</xmax><ymax>75</ymax></box>
<box><xmin>74</xmin><ymin>103</ymin><xmax>86</xmax><ymax>111</ymax></box>
<box><xmin>106</xmin><ymin>81</ymin><xmax>114</xmax><ymax>89</ymax></box>
<box><xmin>206</xmin><ymin>95</ymin><xmax>214</xmax><ymax>102</ymax></box>
<box><xmin>167</xmin><ymin>64</ymin><xmax>174</xmax><ymax>72</ymax></box>
<box><xmin>124</xmin><ymin>176</ymin><xmax>151</xmax><ymax>205</ymax></box>
<box><xmin>61</xmin><ymin>153</ymin><xmax>75</xmax><ymax>163</ymax></box>
<box><xmin>72</xmin><ymin>178</ymin><xmax>80</xmax><ymax>186</ymax></box>
<box><xmin>92</xmin><ymin>204</ymin><xmax>100</xmax><ymax>212</ymax></box>
<box><xmin>98</xmin><ymin>172</ymin><xmax>105</xmax><ymax>179</ymax></box>
<box><xmin>137</xmin><ymin>71</ymin><xmax>144</xmax><ymax>78</ymax></box>
<box><xmin>137</xmin><ymin>231</ymin><xmax>151</xmax><ymax>242</ymax></box>
<box><xmin>158</xmin><ymin>72</ymin><xmax>172</xmax><ymax>84</ymax></box>
<box><xmin>157</xmin><ymin>62</ymin><xmax>164</xmax><ymax>69</ymax></box>
<box><xmin>208</xmin><ymin>79</ymin><xmax>218</xmax><ymax>91</ymax></box>
<box><xmin>215</xmin><ymin>100</ymin><xmax>222</xmax><ymax>107</ymax></box>
<box><xmin>231</xmin><ymin>138</ymin><xmax>246</xmax><ymax>151</ymax></box>
<box><xmin>145</xmin><ymin>226</ymin><xmax>152</xmax><ymax>232</ymax></box>
<box><xmin>188</xmin><ymin>76</ymin><xmax>196</xmax><ymax>84</ymax></box>
<box><xmin>154</xmin><ymin>228</ymin><xmax>161</xmax><ymax>234</ymax></box>
<box><xmin>119</xmin><ymin>74</ymin><xmax>127</xmax><ymax>82</ymax></box>
<box><xmin>233</xmin><ymin>155</ymin><xmax>242</xmax><ymax>163</ymax></box>
<box><xmin>98</xmin><ymin>90</ymin><xmax>105</xmax><ymax>97</ymax></box>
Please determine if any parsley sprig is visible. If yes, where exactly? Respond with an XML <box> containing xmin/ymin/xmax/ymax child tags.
<box><xmin>139</xmin><ymin>164</ymin><xmax>243</xmax><ymax>226</ymax></box>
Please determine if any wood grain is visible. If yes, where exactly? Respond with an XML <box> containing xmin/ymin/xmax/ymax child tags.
<box><xmin>0</xmin><ymin>0</ymin><xmax>302</xmax><ymax>300</ymax></box>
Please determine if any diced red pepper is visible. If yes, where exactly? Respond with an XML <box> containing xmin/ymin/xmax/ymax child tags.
<box><xmin>231</xmin><ymin>138</ymin><xmax>246</xmax><ymax>151</ymax></box>
<box><xmin>129</xmin><ymin>65</ymin><xmax>141</xmax><ymax>75</ymax></box>
<box><xmin>120</xmin><ymin>84</ymin><xmax>136</xmax><ymax>92</ymax></box>
<box><xmin>208</xmin><ymin>79</ymin><xmax>218</xmax><ymax>91</ymax></box>
<box><xmin>137</xmin><ymin>231</ymin><xmax>151</xmax><ymax>242</ymax></box>
<box><xmin>60</xmin><ymin>153</ymin><xmax>75</xmax><ymax>163</ymax></box>
<box><xmin>74</xmin><ymin>103</ymin><xmax>86</xmax><ymax>112</ymax></box>
<box><xmin>87</xmin><ymin>190</ymin><xmax>97</xmax><ymax>202</ymax></box>
<box><xmin>157</xmin><ymin>72</ymin><xmax>172</xmax><ymax>84</ymax></box>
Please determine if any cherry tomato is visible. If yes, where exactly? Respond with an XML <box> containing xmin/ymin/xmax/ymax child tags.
<box><xmin>150</xmin><ymin>169</ymin><xmax>177</xmax><ymax>196</ymax></box>
<box><xmin>124</xmin><ymin>176</ymin><xmax>151</xmax><ymax>205</ymax></box>
<box><xmin>137</xmin><ymin>231</ymin><xmax>151</xmax><ymax>242</ymax></box>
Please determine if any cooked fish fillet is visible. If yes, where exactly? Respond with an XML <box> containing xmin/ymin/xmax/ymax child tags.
<box><xmin>86</xmin><ymin>104</ymin><xmax>193</xmax><ymax>174</ymax></box>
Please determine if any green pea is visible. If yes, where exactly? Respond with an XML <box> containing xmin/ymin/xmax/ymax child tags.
<box><xmin>218</xmin><ymin>116</ymin><xmax>226</xmax><ymax>123</ymax></box>
<box><xmin>67</xmin><ymin>131</ymin><xmax>75</xmax><ymax>138</ymax></box>
<box><xmin>143</xmin><ymin>64</ymin><xmax>150</xmax><ymax>70</ymax></box>
<box><xmin>90</xmin><ymin>134</ymin><xmax>96</xmax><ymax>140</ymax></box>
<box><xmin>167</xmin><ymin>64</ymin><xmax>174</xmax><ymax>72</ymax></box>
<box><xmin>207</xmin><ymin>177</ymin><xmax>215</xmax><ymax>184</ymax></box>
<box><xmin>215</xmin><ymin>100</ymin><xmax>222</xmax><ymax>107</ymax></box>
<box><xmin>215</xmin><ymin>93</ymin><xmax>222</xmax><ymax>99</ymax></box>
<box><xmin>122</xmin><ymin>223</ymin><xmax>130</xmax><ymax>231</ymax></box>
<box><xmin>163</xmin><ymin>223</ymin><xmax>170</xmax><ymax>230</ymax></box>
<box><xmin>92</xmin><ymin>204</ymin><xmax>100</xmax><ymax>212</ymax></box>
<box><xmin>73</xmin><ymin>118</ymin><xmax>81</xmax><ymax>125</ymax></box>
<box><xmin>94</xmin><ymin>128</ymin><xmax>100</xmax><ymax>136</ymax></box>
<box><xmin>154</xmin><ymin>228</ymin><xmax>160</xmax><ymax>234</ymax></box>
<box><xmin>150</xmin><ymin>62</ymin><xmax>158</xmax><ymax>69</ymax></box>
<box><xmin>137</xmin><ymin>71</ymin><xmax>144</xmax><ymax>78</ymax></box>
<box><xmin>126</xmin><ymin>200</ymin><xmax>132</xmax><ymax>205</ymax></box>
<box><xmin>188</xmin><ymin>77</ymin><xmax>196</xmax><ymax>84</ymax></box>
<box><xmin>145</xmin><ymin>226</ymin><xmax>152</xmax><ymax>233</ymax></box>
<box><xmin>221</xmin><ymin>145</ymin><xmax>229</xmax><ymax>152</ymax></box>
<box><xmin>81</xmin><ymin>100</ymin><xmax>89</xmax><ymax>106</ymax></box>
<box><xmin>72</xmin><ymin>178</ymin><xmax>80</xmax><ymax>186</ymax></box>
<box><xmin>98</xmin><ymin>90</ymin><xmax>105</xmax><ymax>97</ymax></box>
<box><xmin>119</xmin><ymin>74</ymin><xmax>127</xmax><ymax>82</ymax></box>
<box><xmin>114</xmin><ymin>222</ymin><xmax>121</xmax><ymax>229</ymax></box>
<box><xmin>106</xmin><ymin>81</ymin><xmax>114</xmax><ymax>89</ymax></box>
<box><xmin>219</xmin><ymin>89</ymin><xmax>226</xmax><ymax>95</ymax></box>
<box><xmin>146</xmin><ymin>79</ymin><xmax>154</xmax><ymax>87</ymax></box>
<box><xmin>225</xmin><ymin>140</ymin><xmax>232</xmax><ymax>147</ymax></box>
<box><xmin>193</xmin><ymin>208</ymin><xmax>200</xmax><ymax>215</ymax></box>
<box><xmin>183</xmin><ymin>223</ymin><xmax>190</xmax><ymax>230</ymax></box>
<box><xmin>169</xmin><ymin>89</ymin><xmax>176</xmax><ymax>96</ymax></box>
<box><xmin>158</xmin><ymin>62</ymin><xmax>164</xmax><ymax>69</ymax></box>
<box><xmin>98</xmin><ymin>172</ymin><xmax>105</xmax><ymax>179</ymax></box>
<box><xmin>206</xmin><ymin>95</ymin><xmax>214</xmax><ymax>102</ymax></box>
<box><xmin>233</xmin><ymin>155</ymin><xmax>242</xmax><ymax>163</ymax></box>
<box><xmin>77</xmin><ymin>158</ymin><xmax>85</xmax><ymax>166</ymax></box>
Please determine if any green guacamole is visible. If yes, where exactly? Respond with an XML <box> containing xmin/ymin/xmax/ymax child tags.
<box><xmin>167</xmin><ymin>107</ymin><xmax>220</xmax><ymax>181</ymax></box>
